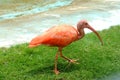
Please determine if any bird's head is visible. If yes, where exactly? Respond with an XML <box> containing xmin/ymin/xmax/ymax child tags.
<box><xmin>77</xmin><ymin>20</ymin><xmax>103</xmax><ymax>45</ymax></box>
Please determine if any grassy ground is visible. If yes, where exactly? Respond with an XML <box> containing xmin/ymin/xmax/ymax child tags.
<box><xmin>0</xmin><ymin>25</ymin><xmax>120</xmax><ymax>80</ymax></box>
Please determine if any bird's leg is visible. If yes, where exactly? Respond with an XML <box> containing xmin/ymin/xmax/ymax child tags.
<box><xmin>59</xmin><ymin>47</ymin><xmax>79</xmax><ymax>64</ymax></box>
<box><xmin>54</xmin><ymin>51</ymin><xmax>60</xmax><ymax>75</ymax></box>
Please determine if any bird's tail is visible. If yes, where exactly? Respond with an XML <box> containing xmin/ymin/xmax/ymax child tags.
<box><xmin>29</xmin><ymin>35</ymin><xmax>47</xmax><ymax>48</ymax></box>
<box><xmin>29</xmin><ymin>44</ymin><xmax>40</xmax><ymax>48</ymax></box>
<box><xmin>29</xmin><ymin>40</ymin><xmax>42</xmax><ymax>48</ymax></box>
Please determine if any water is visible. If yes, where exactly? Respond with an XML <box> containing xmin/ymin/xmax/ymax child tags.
<box><xmin>0</xmin><ymin>0</ymin><xmax>120</xmax><ymax>47</ymax></box>
<box><xmin>97</xmin><ymin>72</ymin><xmax>120</xmax><ymax>80</ymax></box>
<box><xmin>0</xmin><ymin>0</ymin><xmax>73</xmax><ymax>20</ymax></box>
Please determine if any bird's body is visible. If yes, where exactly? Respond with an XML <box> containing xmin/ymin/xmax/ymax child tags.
<box><xmin>29</xmin><ymin>24</ymin><xmax>79</xmax><ymax>48</ymax></box>
<box><xmin>29</xmin><ymin>20</ymin><xmax>103</xmax><ymax>74</ymax></box>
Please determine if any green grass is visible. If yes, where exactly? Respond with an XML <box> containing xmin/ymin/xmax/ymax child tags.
<box><xmin>0</xmin><ymin>25</ymin><xmax>120</xmax><ymax>80</ymax></box>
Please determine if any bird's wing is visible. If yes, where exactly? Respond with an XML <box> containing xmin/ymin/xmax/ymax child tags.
<box><xmin>29</xmin><ymin>25</ymin><xmax>78</xmax><ymax>47</ymax></box>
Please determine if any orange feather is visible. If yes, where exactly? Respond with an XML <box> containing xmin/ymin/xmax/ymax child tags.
<box><xmin>29</xmin><ymin>24</ymin><xmax>79</xmax><ymax>47</ymax></box>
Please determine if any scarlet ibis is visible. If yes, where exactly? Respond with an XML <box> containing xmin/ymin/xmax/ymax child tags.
<box><xmin>29</xmin><ymin>20</ymin><xmax>103</xmax><ymax>74</ymax></box>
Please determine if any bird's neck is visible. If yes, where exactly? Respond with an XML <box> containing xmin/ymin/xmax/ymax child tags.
<box><xmin>78</xmin><ymin>29</ymin><xmax>85</xmax><ymax>39</ymax></box>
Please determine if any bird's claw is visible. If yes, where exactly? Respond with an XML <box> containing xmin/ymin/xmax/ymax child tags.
<box><xmin>64</xmin><ymin>59</ymin><xmax>79</xmax><ymax>70</ymax></box>
<box><xmin>69</xmin><ymin>59</ymin><xmax>79</xmax><ymax>64</ymax></box>
<box><xmin>53</xmin><ymin>69</ymin><xmax>60</xmax><ymax>75</ymax></box>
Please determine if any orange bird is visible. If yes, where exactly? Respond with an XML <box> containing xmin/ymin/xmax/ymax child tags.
<box><xmin>29</xmin><ymin>20</ymin><xmax>103</xmax><ymax>74</ymax></box>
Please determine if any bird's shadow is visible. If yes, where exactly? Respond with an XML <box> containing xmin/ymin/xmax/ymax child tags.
<box><xmin>26</xmin><ymin>63</ymin><xmax>79</xmax><ymax>75</ymax></box>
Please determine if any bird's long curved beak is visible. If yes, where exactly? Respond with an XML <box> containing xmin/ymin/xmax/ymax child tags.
<box><xmin>86</xmin><ymin>25</ymin><xmax>103</xmax><ymax>45</ymax></box>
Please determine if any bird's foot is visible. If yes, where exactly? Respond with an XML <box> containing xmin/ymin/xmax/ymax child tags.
<box><xmin>69</xmin><ymin>59</ymin><xmax>79</xmax><ymax>64</ymax></box>
<box><xmin>53</xmin><ymin>69</ymin><xmax>60</xmax><ymax>75</ymax></box>
<box><xmin>64</xmin><ymin>59</ymin><xmax>79</xmax><ymax>70</ymax></box>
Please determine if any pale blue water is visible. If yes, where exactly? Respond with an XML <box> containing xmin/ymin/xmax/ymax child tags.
<box><xmin>97</xmin><ymin>72</ymin><xmax>120</xmax><ymax>80</ymax></box>
<box><xmin>0</xmin><ymin>0</ymin><xmax>73</xmax><ymax>20</ymax></box>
